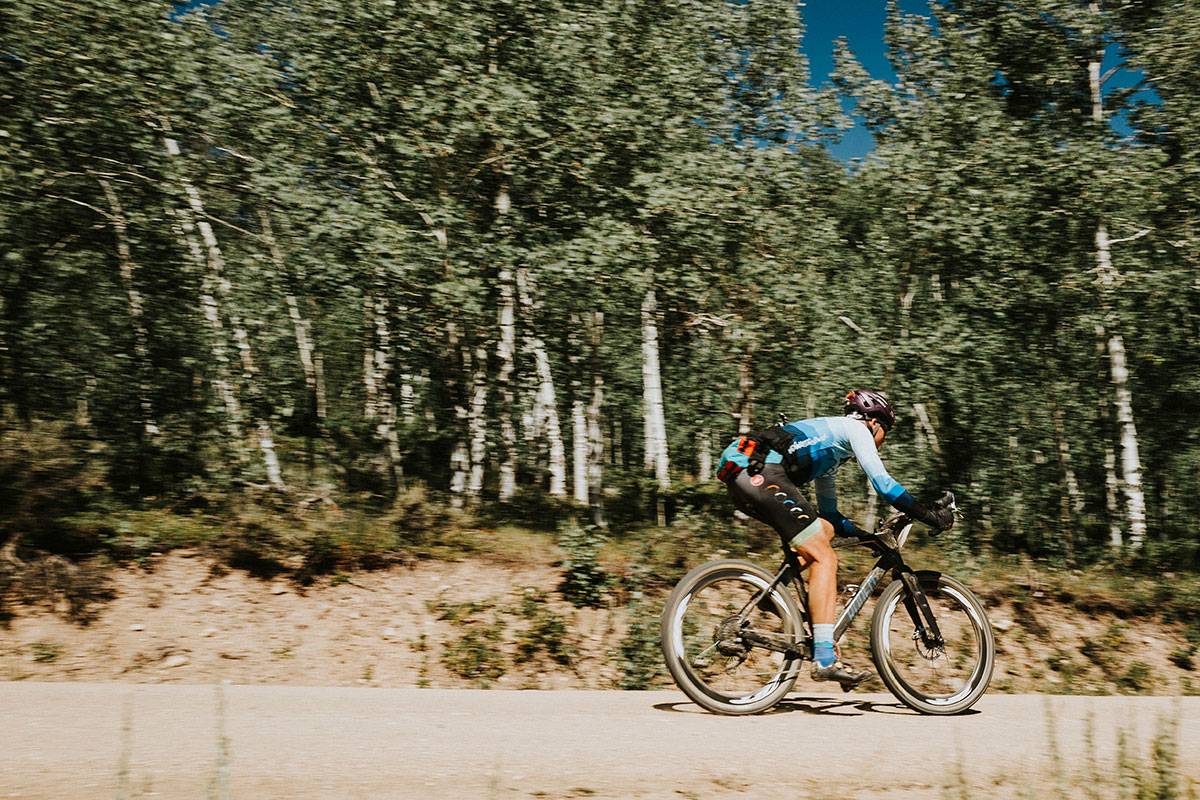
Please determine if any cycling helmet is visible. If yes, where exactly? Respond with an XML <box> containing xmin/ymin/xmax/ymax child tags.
<box><xmin>843</xmin><ymin>388</ymin><xmax>896</xmax><ymax>432</ymax></box>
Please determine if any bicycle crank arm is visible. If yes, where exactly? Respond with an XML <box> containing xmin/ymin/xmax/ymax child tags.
<box><xmin>738</xmin><ymin>629</ymin><xmax>804</xmax><ymax>658</ymax></box>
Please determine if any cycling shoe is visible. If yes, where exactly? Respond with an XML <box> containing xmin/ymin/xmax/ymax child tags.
<box><xmin>811</xmin><ymin>660</ymin><xmax>872</xmax><ymax>689</ymax></box>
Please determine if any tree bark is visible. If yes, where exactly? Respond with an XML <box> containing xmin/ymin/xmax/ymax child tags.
<box><xmin>447</xmin><ymin>322</ymin><xmax>469</xmax><ymax>508</ymax></box>
<box><xmin>911</xmin><ymin>403</ymin><xmax>942</xmax><ymax>460</ymax></box>
<box><xmin>495</xmin><ymin>265</ymin><xmax>518</xmax><ymax>501</ymax></box>
<box><xmin>98</xmin><ymin>179</ymin><xmax>158</xmax><ymax>438</ymax></box>
<box><xmin>258</xmin><ymin>209</ymin><xmax>326</xmax><ymax>422</ymax></box>
<box><xmin>641</xmin><ymin>288</ymin><xmax>670</xmax><ymax>490</ymax></box>
<box><xmin>371</xmin><ymin>295</ymin><xmax>403</xmax><ymax>485</ymax></box>
<box><xmin>468</xmin><ymin>340</ymin><xmax>489</xmax><ymax>500</ymax></box>
<box><xmin>362</xmin><ymin>294</ymin><xmax>380</xmax><ymax>420</ymax></box>
<box><xmin>572</xmin><ymin>397</ymin><xmax>588</xmax><ymax>505</ymax></box>
<box><xmin>734</xmin><ymin>345</ymin><xmax>755</xmax><ymax>435</ymax></box>
<box><xmin>1052</xmin><ymin>401</ymin><xmax>1084</xmax><ymax>559</ymax></box>
<box><xmin>1088</xmin><ymin>20</ymin><xmax>1147</xmax><ymax>548</ymax></box>
<box><xmin>587</xmin><ymin>311</ymin><xmax>606</xmax><ymax>526</ymax></box>
<box><xmin>1106</xmin><ymin>332</ymin><xmax>1147</xmax><ymax>548</ymax></box>
<box><xmin>515</xmin><ymin>268</ymin><xmax>567</xmax><ymax>497</ymax></box>
<box><xmin>696</xmin><ymin>426</ymin><xmax>713</xmax><ymax>480</ymax></box>
<box><xmin>163</xmin><ymin>128</ymin><xmax>284</xmax><ymax>488</ymax></box>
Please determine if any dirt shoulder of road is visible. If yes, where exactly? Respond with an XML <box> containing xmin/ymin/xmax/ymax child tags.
<box><xmin>1</xmin><ymin>545</ymin><xmax>1198</xmax><ymax>695</ymax></box>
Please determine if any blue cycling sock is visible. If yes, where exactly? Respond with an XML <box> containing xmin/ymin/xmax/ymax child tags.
<box><xmin>813</xmin><ymin>623</ymin><xmax>836</xmax><ymax>668</ymax></box>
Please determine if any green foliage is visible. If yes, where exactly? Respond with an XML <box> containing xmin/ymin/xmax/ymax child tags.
<box><xmin>1117</xmin><ymin>661</ymin><xmax>1153</xmax><ymax>695</ymax></box>
<box><xmin>2</xmin><ymin>0</ymin><xmax>1200</xmax><ymax>583</ymax></box>
<box><xmin>30</xmin><ymin>641</ymin><xmax>61</xmax><ymax>663</ymax></box>
<box><xmin>1081</xmin><ymin>622</ymin><xmax>1129</xmax><ymax>672</ymax></box>
<box><xmin>557</xmin><ymin>519</ymin><xmax>609</xmax><ymax>609</ymax></box>
<box><xmin>441</xmin><ymin>622</ymin><xmax>507</xmax><ymax>688</ymax></box>
<box><xmin>616</xmin><ymin>544</ymin><xmax>665</xmax><ymax>690</ymax></box>
<box><xmin>513</xmin><ymin>588</ymin><xmax>573</xmax><ymax>667</ymax></box>
<box><xmin>1167</xmin><ymin>646</ymin><xmax>1195</xmax><ymax>672</ymax></box>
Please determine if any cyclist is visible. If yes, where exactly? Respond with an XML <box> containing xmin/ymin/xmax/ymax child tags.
<box><xmin>715</xmin><ymin>389</ymin><xmax>954</xmax><ymax>686</ymax></box>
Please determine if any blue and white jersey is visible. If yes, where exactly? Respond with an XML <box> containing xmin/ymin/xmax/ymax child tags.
<box><xmin>717</xmin><ymin>416</ymin><xmax>917</xmax><ymax>534</ymax></box>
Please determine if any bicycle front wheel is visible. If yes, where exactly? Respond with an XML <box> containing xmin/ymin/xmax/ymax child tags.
<box><xmin>660</xmin><ymin>559</ymin><xmax>803</xmax><ymax>715</ymax></box>
<box><xmin>870</xmin><ymin>572</ymin><xmax>994</xmax><ymax>715</ymax></box>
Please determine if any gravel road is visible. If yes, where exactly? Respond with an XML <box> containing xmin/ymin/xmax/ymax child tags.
<box><xmin>1</xmin><ymin>683</ymin><xmax>1197</xmax><ymax>799</ymax></box>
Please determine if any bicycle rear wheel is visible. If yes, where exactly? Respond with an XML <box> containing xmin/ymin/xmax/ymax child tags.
<box><xmin>870</xmin><ymin>572</ymin><xmax>994</xmax><ymax>715</ymax></box>
<box><xmin>660</xmin><ymin>559</ymin><xmax>803</xmax><ymax>715</ymax></box>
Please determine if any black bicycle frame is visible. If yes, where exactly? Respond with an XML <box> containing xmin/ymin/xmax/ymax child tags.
<box><xmin>739</xmin><ymin>526</ymin><xmax>946</xmax><ymax>658</ymax></box>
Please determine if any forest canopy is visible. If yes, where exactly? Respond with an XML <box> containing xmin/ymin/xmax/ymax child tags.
<box><xmin>1</xmin><ymin>0</ymin><xmax>1198</xmax><ymax>569</ymax></box>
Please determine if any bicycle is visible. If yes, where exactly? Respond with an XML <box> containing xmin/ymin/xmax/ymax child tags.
<box><xmin>660</xmin><ymin>492</ymin><xmax>994</xmax><ymax>716</ymax></box>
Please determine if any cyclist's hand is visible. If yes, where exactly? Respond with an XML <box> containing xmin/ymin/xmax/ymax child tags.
<box><xmin>928</xmin><ymin>506</ymin><xmax>954</xmax><ymax>533</ymax></box>
<box><xmin>911</xmin><ymin>495</ymin><xmax>955</xmax><ymax>533</ymax></box>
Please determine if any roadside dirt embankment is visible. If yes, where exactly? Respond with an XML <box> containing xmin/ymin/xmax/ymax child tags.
<box><xmin>1</xmin><ymin>551</ymin><xmax>1197</xmax><ymax>696</ymax></box>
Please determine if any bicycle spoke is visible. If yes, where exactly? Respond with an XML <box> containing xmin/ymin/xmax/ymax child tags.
<box><xmin>675</xmin><ymin>574</ymin><xmax>795</xmax><ymax>699</ymax></box>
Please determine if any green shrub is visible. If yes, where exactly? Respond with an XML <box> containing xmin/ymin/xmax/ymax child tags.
<box><xmin>1080</xmin><ymin>622</ymin><xmax>1128</xmax><ymax>672</ymax></box>
<box><xmin>1168</xmin><ymin>646</ymin><xmax>1195</xmax><ymax>672</ymax></box>
<box><xmin>441</xmin><ymin>622</ymin><xmax>507</xmax><ymax>687</ymax></box>
<box><xmin>513</xmin><ymin>589</ymin><xmax>572</xmax><ymax>666</ymax></box>
<box><xmin>1117</xmin><ymin>661</ymin><xmax>1153</xmax><ymax>694</ymax></box>
<box><xmin>616</xmin><ymin>549</ymin><xmax>664</xmax><ymax>690</ymax></box>
<box><xmin>558</xmin><ymin>519</ymin><xmax>608</xmax><ymax>608</ymax></box>
<box><xmin>30</xmin><ymin>640</ymin><xmax>61</xmax><ymax>663</ymax></box>
<box><xmin>0</xmin><ymin>423</ymin><xmax>109</xmax><ymax>555</ymax></box>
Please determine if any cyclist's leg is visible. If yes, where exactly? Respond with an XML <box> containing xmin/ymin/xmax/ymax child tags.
<box><xmin>726</xmin><ymin>464</ymin><xmax>837</xmax><ymax>625</ymax></box>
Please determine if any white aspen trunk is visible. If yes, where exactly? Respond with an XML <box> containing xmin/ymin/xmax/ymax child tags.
<box><xmin>911</xmin><ymin>403</ymin><xmax>943</xmax><ymax>460</ymax></box>
<box><xmin>587</xmin><ymin>366</ymin><xmax>605</xmax><ymax>525</ymax></box>
<box><xmin>1097</xmin><ymin>328</ymin><xmax>1125</xmax><ymax>549</ymax></box>
<box><xmin>1107</xmin><ymin>333</ymin><xmax>1148</xmax><ymax>548</ymax></box>
<box><xmin>1088</xmin><ymin>5</ymin><xmax>1147</xmax><ymax>547</ymax></box>
<box><xmin>372</xmin><ymin>296</ymin><xmax>403</xmax><ymax>482</ymax></box>
<box><xmin>863</xmin><ymin>484</ymin><xmax>879</xmax><ymax>534</ymax></box>
<box><xmin>447</xmin><ymin>323</ymin><xmax>469</xmax><ymax>508</ymax></box>
<box><xmin>1008</xmin><ymin>434</ymin><xmax>1025</xmax><ymax>529</ymax></box>
<box><xmin>167</xmin><ymin>202</ymin><xmax>242</xmax><ymax>442</ymax></box>
<box><xmin>641</xmin><ymin>288</ymin><xmax>670</xmax><ymax>489</ymax></box>
<box><xmin>1052</xmin><ymin>401</ymin><xmax>1083</xmax><ymax>562</ymax></box>
<box><xmin>468</xmin><ymin>341</ymin><xmax>488</xmax><ymax>499</ymax></box>
<box><xmin>572</xmin><ymin>398</ymin><xmax>588</xmax><ymax>505</ymax></box>
<box><xmin>696</xmin><ymin>427</ymin><xmax>713</xmax><ymax>479</ymax></box>
<box><xmin>643</xmin><ymin>322</ymin><xmax>655</xmax><ymax>474</ymax></box>
<box><xmin>400</xmin><ymin>375</ymin><xmax>415</xmax><ymax>425</ymax></box>
<box><xmin>258</xmin><ymin>209</ymin><xmax>324</xmax><ymax>422</ymax></box>
<box><xmin>1104</xmin><ymin>447</ymin><xmax>1123</xmax><ymax>548</ymax></box>
<box><xmin>1053</xmin><ymin>403</ymin><xmax>1085</xmax><ymax>517</ymax></box>
<box><xmin>75</xmin><ymin>376</ymin><xmax>96</xmax><ymax>429</ymax></box>
<box><xmin>495</xmin><ymin>265</ymin><xmax>518</xmax><ymax>501</ymax></box>
<box><xmin>164</xmin><ymin>129</ymin><xmax>283</xmax><ymax>488</ymax></box>
<box><xmin>515</xmin><ymin>268</ymin><xmax>566</xmax><ymax>497</ymax></box>
<box><xmin>99</xmin><ymin>179</ymin><xmax>158</xmax><ymax>438</ymax></box>
<box><xmin>363</xmin><ymin>295</ymin><xmax>379</xmax><ymax>420</ymax></box>
<box><xmin>309</xmin><ymin>298</ymin><xmax>328</xmax><ymax>421</ymax></box>
<box><xmin>735</xmin><ymin>350</ymin><xmax>754</xmax><ymax>435</ymax></box>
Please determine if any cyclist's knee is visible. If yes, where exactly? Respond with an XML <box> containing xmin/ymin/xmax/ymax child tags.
<box><xmin>796</xmin><ymin>525</ymin><xmax>836</xmax><ymax>565</ymax></box>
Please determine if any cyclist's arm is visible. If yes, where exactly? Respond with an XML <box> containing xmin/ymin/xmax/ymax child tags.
<box><xmin>845</xmin><ymin>420</ymin><xmax>919</xmax><ymax>515</ymax></box>
<box><xmin>813</xmin><ymin>474</ymin><xmax>863</xmax><ymax>536</ymax></box>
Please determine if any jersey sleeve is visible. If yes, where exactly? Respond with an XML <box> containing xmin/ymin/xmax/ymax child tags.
<box><xmin>813</xmin><ymin>474</ymin><xmax>860</xmax><ymax>537</ymax></box>
<box><xmin>846</xmin><ymin>421</ymin><xmax>917</xmax><ymax>514</ymax></box>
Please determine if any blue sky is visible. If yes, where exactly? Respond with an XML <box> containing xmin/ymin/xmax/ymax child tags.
<box><xmin>800</xmin><ymin>0</ymin><xmax>1156</xmax><ymax>161</ymax></box>
<box><xmin>801</xmin><ymin>0</ymin><xmax>929</xmax><ymax>160</ymax></box>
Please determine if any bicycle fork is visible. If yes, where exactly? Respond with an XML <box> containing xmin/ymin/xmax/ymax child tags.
<box><xmin>899</xmin><ymin>570</ymin><xmax>945</xmax><ymax>650</ymax></box>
